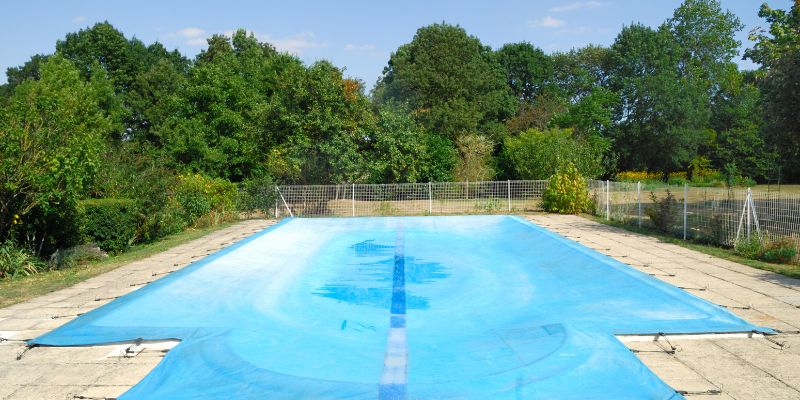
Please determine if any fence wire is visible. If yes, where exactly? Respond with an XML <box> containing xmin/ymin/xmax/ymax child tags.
<box><xmin>271</xmin><ymin>179</ymin><xmax>800</xmax><ymax>254</ymax></box>
<box><xmin>588</xmin><ymin>180</ymin><xmax>800</xmax><ymax>254</ymax></box>
<box><xmin>275</xmin><ymin>181</ymin><xmax>547</xmax><ymax>217</ymax></box>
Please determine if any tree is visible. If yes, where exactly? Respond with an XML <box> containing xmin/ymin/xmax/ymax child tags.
<box><xmin>705</xmin><ymin>71</ymin><xmax>775</xmax><ymax>180</ymax></box>
<box><xmin>0</xmin><ymin>56</ymin><xmax>112</xmax><ymax>249</ymax></box>
<box><xmin>501</xmin><ymin>128</ymin><xmax>608</xmax><ymax>180</ymax></box>
<box><xmin>745</xmin><ymin>1</ymin><xmax>800</xmax><ymax>181</ymax></box>
<box><xmin>608</xmin><ymin>24</ymin><xmax>710</xmax><ymax>175</ymax></box>
<box><xmin>374</xmin><ymin>23</ymin><xmax>515</xmax><ymax>143</ymax></box>
<box><xmin>368</xmin><ymin>107</ymin><xmax>456</xmax><ymax>183</ymax></box>
<box><xmin>496</xmin><ymin>42</ymin><xmax>552</xmax><ymax>102</ymax></box>
<box><xmin>665</xmin><ymin>0</ymin><xmax>744</xmax><ymax>87</ymax></box>
<box><xmin>453</xmin><ymin>134</ymin><xmax>495</xmax><ymax>181</ymax></box>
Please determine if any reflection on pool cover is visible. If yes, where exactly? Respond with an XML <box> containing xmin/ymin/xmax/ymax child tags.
<box><xmin>31</xmin><ymin>216</ymin><xmax>771</xmax><ymax>399</ymax></box>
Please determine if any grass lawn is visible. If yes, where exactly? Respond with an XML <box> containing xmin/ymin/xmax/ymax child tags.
<box><xmin>754</xmin><ymin>184</ymin><xmax>800</xmax><ymax>194</ymax></box>
<box><xmin>0</xmin><ymin>221</ymin><xmax>241</xmax><ymax>308</ymax></box>
<box><xmin>586</xmin><ymin>215</ymin><xmax>800</xmax><ymax>280</ymax></box>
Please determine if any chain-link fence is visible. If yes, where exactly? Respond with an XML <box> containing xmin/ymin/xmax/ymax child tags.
<box><xmin>265</xmin><ymin>179</ymin><xmax>799</xmax><ymax>254</ymax></box>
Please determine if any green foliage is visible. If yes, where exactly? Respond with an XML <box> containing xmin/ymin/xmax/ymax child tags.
<box><xmin>760</xmin><ymin>237</ymin><xmax>798</xmax><ymax>264</ymax></box>
<box><xmin>369</xmin><ymin>107</ymin><xmax>459</xmax><ymax>183</ymax></box>
<box><xmin>174</xmin><ymin>174</ymin><xmax>238</xmax><ymax>224</ymax></box>
<box><xmin>0</xmin><ymin>55</ymin><xmax>112</xmax><ymax>250</ymax></box>
<box><xmin>609</xmin><ymin>24</ymin><xmax>710</xmax><ymax>174</ymax></box>
<box><xmin>645</xmin><ymin>191</ymin><xmax>680</xmax><ymax>233</ymax></box>
<box><xmin>733</xmin><ymin>236</ymin><xmax>798</xmax><ymax>264</ymax></box>
<box><xmin>453</xmin><ymin>133</ymin><xmax>495</xmax><ymax>182</ymax></box>
<box><xmin>0</xmin><ymin>240</ymin><xmax>44</xmax><ymax>279</ymax></box>
<box><xmin>237</xmin><ymin>175</ymin><xmax>277</xmax><ymax>216</ymax></box>
<box><xmin>734</xmin><ymin>236</ymin><xmax>763</xmax><ymax>259</ymax></box>
<box><xmin>542</xmin><ymin>163</ymin><xmax>591</xmax><ymax>214</ymax></box>
<box><xmin>374</xmin><ymin>23</ymin><xmax>516</xmax><ymax>143</ymax></box>
<box><xmin>79</xmin><ymin>199</ymin><xmax>138</xmax><ymax>254</ymax></box>
<box><xmin>496</xmin><ymin>42</ymin><xmax>552</xmax><ymax>101</ymax></box>
<box><xmin>502</xmin><ymin>128</ymin><xmax>608</xmax><ymax>180</ymax></box>
<box><xmin>745</xmin><ymin>2</ymin><xmax>800</xmax><ymax>180</ymax></box>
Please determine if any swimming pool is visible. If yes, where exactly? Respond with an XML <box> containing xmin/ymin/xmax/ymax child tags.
<box><xmin>32</xmin><ymin>216</ymin><xmax>768</xmax><ymax>399</ymax></box>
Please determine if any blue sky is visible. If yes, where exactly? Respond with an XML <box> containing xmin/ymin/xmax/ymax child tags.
<box><xmin>0</xmin><ymin>1</ymin><xmax>792</xmax><ymax>87</ymax></box>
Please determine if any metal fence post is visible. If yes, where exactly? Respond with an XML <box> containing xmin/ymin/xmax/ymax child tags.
<box><xmin>746</xmin><ymin>188</ymin><xmax>751</xmax><ymax>238</ymax></box>
<box><xmin>507</xmin><ymin>180</ymin><xmax>512</xmax><ymax>212</ymax></box>
<box><xmin>275</xmin><ymin>186</ymin><xmax>279</xmax><ymax>218</ymax></box>
<box><xmin>605</xmin><ymin>180</ymin><xmax>610</xmax><ymax>220</ymax></box>
<box><xmin>683</xmin><ymin>183</ymin><xmax>688</xmax><ymax>240</ymax></box>
<box><xmin>637</xmin><ymin>181</ymin><xmax>642</xmax><ymax>228</ymax></box>
<box><xmin>352</xmin><ymin>184</ymin><xmax>355</xmax><ymax>217</ymax></box>
<box><xmin>428</xmin><ymin>182</ymin><xmax>432</xmax><ymax>214</ymax></box>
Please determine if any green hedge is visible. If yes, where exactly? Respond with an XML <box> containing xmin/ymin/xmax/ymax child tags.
<box><xmin>79</xmin><ymin>199</ymin><xmax>139</xmax><ymax>254</ymax></box>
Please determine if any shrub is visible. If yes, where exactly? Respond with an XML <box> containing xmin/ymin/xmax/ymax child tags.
<box><xmin>759</xmin><ymin>237</ymin><xmax>798</xmax><ymax>264</ymax></box>
<box><xmin>502</xmin><ymin>128</ymin><xmax>608</xmax><ymax>180</ymax></box>
<box><xmin>645</xmin><ymin>191</ymin><xmax>679</xmax><ymax>233</ymax></box>
<box><xmin>734</xmin><ymin>236</ymin><xmax>763</xmax><ymax>259</ymax></box>
<box><xmin>79</xmin><ymin>199</ymin><xmax>139</xmax><ymax>254</ymax></box>
<box><xmin>0</xmin><ymin>240</ymin><xmax>45</xmax><ymax>279</ymax></box>
<box><xmin>237</xmin><ymin>175</ymin><xmax>277</xmax><ymax>216</ymax></box>
<box><xmin>175</xmin><ymin>174</ymin><xmax>238</xmax><ymax>224</ymax></box>
<box><xmin>542</xmin><ymin>163</ymin><xmax>591</xmax><ymax>214</ymax></box>
<box><xmin>49</xmin><ymin>244</ymin><xmax>107</xmax><ymax>270</ymax></box>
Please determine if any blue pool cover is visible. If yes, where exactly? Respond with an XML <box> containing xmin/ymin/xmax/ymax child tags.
<box><xmin>32</xmin><ymin>216</ymin><xmax>769</xmax><ymax>399</ymax></box>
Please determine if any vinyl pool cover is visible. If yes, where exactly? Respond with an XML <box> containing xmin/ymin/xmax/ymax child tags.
<box><xmin>32</xmin><ymin>216</ymin><xmax>769</xmax><ymax>399</ymax></box>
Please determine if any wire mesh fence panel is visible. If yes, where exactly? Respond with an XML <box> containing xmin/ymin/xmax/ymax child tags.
<box><xmin>278</xmin><ymin>180</ymin><xmax>550</xmax><ymax>217</ymax></box>
<box><xmin>275</xmin><ymin>180</ymin><xmax>800</xmax><ymax>255</ymax></box>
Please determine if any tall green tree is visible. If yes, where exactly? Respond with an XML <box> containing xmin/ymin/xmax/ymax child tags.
<box><xmin>745</xmin><ymin>1</ymin><xmax>800</xmax><ymax>181</ymax></box>
<box><xmin>374</xmin><ymin>23</ymin><xmax>515</xmax><ymax>143</ymax></box>
<box><xmin>368</xmin><ymin>107</ymin><xmax>456</xmax><ymax>183</ymax></box>
<box><xmin>496</xmin><ymin>42</ymin><xmax>552</xmax><ymax>102</ymax></box>
<box><xmin>665</xmin><ymin>0</ymin><xmax>744</xmax><ymax>88</ymax></box>
<box><xmin>608</xmin><ymin>24</ymin><xmax>710</xmax><ymax>175</ymax></box>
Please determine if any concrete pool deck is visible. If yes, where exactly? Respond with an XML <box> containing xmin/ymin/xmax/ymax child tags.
<box><xmin>0</xmin><ymin>215</ymin><xmax>798</xmax><ymax>399</ymax></box>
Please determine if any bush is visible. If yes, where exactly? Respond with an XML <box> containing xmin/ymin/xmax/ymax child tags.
<box><xmin>645</xmin><ymin>191</ymin><xmax>679</xmax><ymax>233</ymax></box>
<box><xmin>79</xmin><ymin>199</ymin><xmax>139</xmax><ymax>254</ymax></box>
<box><xmin>502</xmin><ymin>128</ymin><xmax>608</xmax><ymax>180</ymax></box>
<box><xmin>49</xmin><ymin>244</ymin><xmax>107</xmax><ymax>269</ymax></box>
<box><xmin>175</xmin><ymin>174</ymin><xmax>238</xmax><ymax>225</ymax></box>
<box><xmin>237</xmin><ymin>175</ymin><xmax>277</xmax><ymax>216</ymax></box>
<box><xmin>542</xmin><ymin>163</ymin><xmax>591</xmax><ymax>214</ymax></box>
<box><xmin>0</xmin><ymin>240</ymin><xmax>45</xmax><ymax>279</ymax></box>
<box><xmin>759</xmin><ymin>237</ymin><xmax>798</xmax><ymax>264</ymax></box>
<box><xmin>734</xmin><ymin>236</ymin><xmax>763</xmax><ymax>259</ymax></box>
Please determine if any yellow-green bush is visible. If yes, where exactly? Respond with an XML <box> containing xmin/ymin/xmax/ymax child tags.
<box><xmin>174</xmin><ymin>174</ymin><xmax>238</xmax><ymax>225</ymax></box>
<box><xmin>542</xmin><ymin>163</ymin><xmax>591</xmax><ymax>214</ymax></box>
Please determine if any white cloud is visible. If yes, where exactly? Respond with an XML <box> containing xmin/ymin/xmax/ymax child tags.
<box><xmin>267</xmin><ymin>32</ymin><xmax>324</xmax><ymax>54</ymax></box>
<box><xmin>549</xmin><ymin>1</ymin><xmax>603</xmax><ymax>12</ymax></box>
<box><xmin>176</xmin><ymin>27</ymin><xmax>206</xmax><ymax>38</ymax></box>
<box><xmin>164</xmin><ymin>27</ymin><xmax>208</xmax><ymax>46</ymax></box>
<box><xmin>344</xmin><ymin>43</ymin><xmax>376</xmax><ymax>52</ymax></box>
<box><xmin>531</xmin><ymin>16</ymin><xmax>565</xmax><ymax>28</ymax></box>
<box><xmin>223</xmin><ymin>30</ymin><xmax>325</xmax><ymax>54</ymax></box>
<box><xmin>72</xmin><ymin>16</ymin><xmax>86</xmax><ymax>24</ymax></box>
